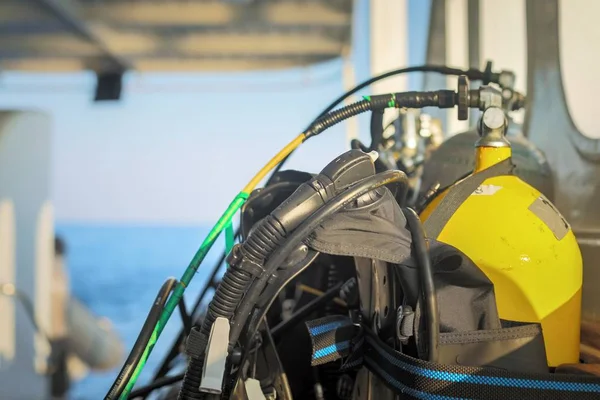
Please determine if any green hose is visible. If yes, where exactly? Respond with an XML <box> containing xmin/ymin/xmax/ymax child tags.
<box><xmin>119</xmin><ymin>192</ymin><xmax>249</xmax><ymax>398</ymax></box>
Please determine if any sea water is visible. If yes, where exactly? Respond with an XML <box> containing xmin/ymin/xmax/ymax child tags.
<box><xmin>56</xmin><ymin>224</ymin><xmax>221</xmax><ymax>400</ymax></box>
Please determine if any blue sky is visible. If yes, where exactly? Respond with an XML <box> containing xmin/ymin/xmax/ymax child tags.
<box><xmin>0</xmin><ymin>0</ymin><xmax>430</xmax><ymax>224</ymax></box>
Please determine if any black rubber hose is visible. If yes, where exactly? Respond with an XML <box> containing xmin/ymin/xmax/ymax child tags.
<box><xmin>128</xmin><ymin>373</ymin><xmax>184</xmax><ymax>399</ymax></box>
<box><xmin>270</xmin><ymin>281</ymin><xmax>344</xmax><ymax>340</ymax></box>
<box><xmin>239</xmin><ymin>216</ymin><xmax>286</xmax><ymax>265</ymax></box>
<box><xmin>305</xmin><ymin>91</ymin><xmax>455</xmax><ymax>140</ymax></box>
<box><xmin>369</xmin><ymin>110</ymin><xmax>385</xmax><ymax>151</ymax></box>
<box><xmin>194</xmin><ymin>216</ymin><xmax>286</xmax><ymax>354</ymax></box>
<box><xmin>105</xmin><ymin>277</ymin><xmax>178</xmax><ymax>400</ymax></box>
<box><xmin>266</xmin><ymin>64</ymin><xmax>497</xmax><ymax>183</ymax></box>
<box><xmin>198</xmin><ymin>265</ymin><xmax>254</xmax><ymax>346</ymax></box>
<box><xmin>234</xmin><ymin>170</ymin><xmax>408</xmax><ymax>365</ymax></box>
<box><xmin>402</xmin><ymin>208</ymin><xmax>439</xmax><ymax>362</ymax></box>
<box><xmin>178</xmin><ymin>224</ymin><xmax>287</xmax><ymax>399</ymax></box>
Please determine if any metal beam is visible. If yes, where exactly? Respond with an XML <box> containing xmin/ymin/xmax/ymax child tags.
<box><xmin>81</xmin><ymin>1</ymin><xmax>352</xmax><ymax>28</ymax></box>
<box><xmin>0</xmin><ymin>55</ymin><xmax>337</xmax><ymax>73</ymax></box>
<box><xmin>29</xmin><ymin>0</ymin><xmax>131</xmax><ymax>72</ymax></box>
<box><xmin>0</xmin><ymin>31</ymin><xmax>344</xmax><ymax>58</ymax></box>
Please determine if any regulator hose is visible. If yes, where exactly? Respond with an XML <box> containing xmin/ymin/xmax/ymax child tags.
<box><xmin>268</xmin><ymin>62</ymin><xmax>505</xmax><ymax>179</ymax></box>
<box><xmin>304</xmin><ymin>90</ymin><xmax>456</xmax><ymax>139</ymax></box>
<box><xmin>402</xmin><ymin>208</ymin><xmax>439</xmax><ymax>362</ymax></box>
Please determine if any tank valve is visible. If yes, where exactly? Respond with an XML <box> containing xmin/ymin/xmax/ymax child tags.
<box><xmin>476</xmin><ymin>107</ymin><xmax>509</xmax><ymax>148</ymax></box>
<box><xmin>457</xmin><ymin>76</ymin><xmax>470</xmax><ymax>121</ymax></box>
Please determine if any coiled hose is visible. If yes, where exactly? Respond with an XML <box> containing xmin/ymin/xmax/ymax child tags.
<box><xmin>199</xmin><ymin>216</ymin><xmax>285</xmax><ymax>344</ymax></box>
<box><xmin>179</xmin><ymin>217</ymin><xmax>286</xmax><ymax>400</ymax></box>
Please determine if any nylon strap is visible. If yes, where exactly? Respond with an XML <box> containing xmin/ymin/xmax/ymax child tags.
<box><xmin>305</xmin><ymin>316</ymin><xmax>600</xmax><ymax>399</ymax></box>
<box><xmin>305</xmin><ymin>315</ymin><xmax>357</xmax><ymax>367</ymax></box>
<box><xmin>423</xmin><ymin>158</ymin><xmax>514</xmax><ymax>239</ymax></box>
<box><xmin>363</xmin><ymin>329</ymin><xmax>600</xmax><ymax>400</ymax></box>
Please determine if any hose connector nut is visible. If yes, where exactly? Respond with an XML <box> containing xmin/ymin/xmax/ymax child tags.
<box><xmin>227</xmin><ymin>244</ymin><xmax>264</xmax><ymax>276</ymax></box>
<box><xmin>457</xmin><ymin>75</ymin><xmax>470</xmax><ymax>121</ymax></box>
<box><xmin>240</xmin><ymin>258</ymin><xmax>264</xmax><ymax>277</ymax></box>
<box><xmin>226</xmin><ymin>243</ymin><xmax>244</xmax><ymax>268</ymax></box>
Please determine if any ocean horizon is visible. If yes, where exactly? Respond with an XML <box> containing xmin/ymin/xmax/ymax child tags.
<box><xmin>56</xmin><ymin>223</ymin><xmax>223</xmax><ymax>399</ymax></box>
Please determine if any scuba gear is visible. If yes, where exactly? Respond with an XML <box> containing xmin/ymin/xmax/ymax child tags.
<box><xmin>176</xmin><ymin>81</ymin><xmax>491</xmax><ymax>399</ymax></box>
<box><xmin>420</xmin><ymin>94</ymin><xmax>583</xmax><ymax>367</ymax></box>
<box><xmin>108</xmin><ymin>67</ymin><xmax>600</xmax><ymax>400</ymax></box>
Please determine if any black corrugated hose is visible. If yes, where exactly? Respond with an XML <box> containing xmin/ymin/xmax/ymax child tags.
<box><xmin>178</xmin><ymin>217</ymin><xmax>286</xmax><ymax>400</ymax></box>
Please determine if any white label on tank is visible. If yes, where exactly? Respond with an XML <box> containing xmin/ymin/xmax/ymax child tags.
<box><xmin>471</xmin><ymin>185</ymin><xmax>503</xmax><ymax>196</ymax></box>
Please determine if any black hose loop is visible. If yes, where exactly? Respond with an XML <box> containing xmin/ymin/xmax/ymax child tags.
<box><xmin>105</xmin><ymin>278</ymin><xmax>178</xmax><ymax>400</ymax></box>
<box><xmin>179</xmin><ymin>216</ymin><xmax>286</xmax><ymax>399</ymax></box>
<box><xmin>177</xmin><ymin>356</ymin><xmax>204</xmax><ymax>400</ymax></box>
<box><xmin>402</xmin><ymin>208</ymin><xmax>439</xmax><ymax>362</ymax></box>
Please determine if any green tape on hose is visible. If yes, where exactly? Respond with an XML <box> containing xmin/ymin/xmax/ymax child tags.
<box><xmin>225</xmin><ymin>220</ymin><xmax>235</xmax><ymax>266</ymax></box>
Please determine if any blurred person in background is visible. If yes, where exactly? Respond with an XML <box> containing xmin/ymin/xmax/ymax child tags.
<box><xmin>50</xmin><ymin>236</ymin><xmax>124</xmax><ymax>400</ymax></box>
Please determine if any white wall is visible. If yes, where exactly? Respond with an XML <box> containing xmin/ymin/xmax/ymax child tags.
<box><xmin>0</xmin><ymin>111</ymin><xmax>53</xmax><ymax>399</ymax></box>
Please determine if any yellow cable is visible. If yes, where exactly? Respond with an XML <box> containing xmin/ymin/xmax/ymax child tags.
<box><xmin>242</xmin><ymin>133</ymin><xmax>306</xmax><ymax>194</ymax></box>
<box><xmin>297</xmin><ymin>284</ymin><xmax>347</xmax><ymax>307</ymax></box>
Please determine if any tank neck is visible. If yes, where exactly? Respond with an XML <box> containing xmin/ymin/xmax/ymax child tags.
<box><xmin>474</xmin><ymin>146</ymin><xmax>512</xmax><ymax>172</ymax></box>
<box><xmin>474</xmin><ymin>107</ymin><xmax>511</xmax><ymax>172</ymax></box>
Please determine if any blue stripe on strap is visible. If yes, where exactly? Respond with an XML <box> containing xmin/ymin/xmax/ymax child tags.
<box><xmin>368</xmin><ymin>337</ymin><xmax>600</xmax><ymax>393</ymax></box>
<box><xmin>366</xmin><ymin>358</ymin><xmax>464</xmax><ymax>400</ymax></box>
<box><xmin>314</xmin><ymin>340</ymin><xmax>351</xmax><ymax>360</ymax></box>
<box><xmin>308</xmin><ymin>320</ymin><xmax>349</xmax><ymax>336</ymax></box>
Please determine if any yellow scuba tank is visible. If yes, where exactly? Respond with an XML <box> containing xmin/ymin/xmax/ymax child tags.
<box><xmin>420</xmin><ymin>105</ymin><xmax>583</xmax><ymax>367</ymax></box>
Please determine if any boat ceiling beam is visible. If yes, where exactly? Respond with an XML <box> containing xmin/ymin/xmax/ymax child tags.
<box><xmin>28</xmin><ymin>0</ymin><xmax>131</xmax><ymax>72</ymax></box>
